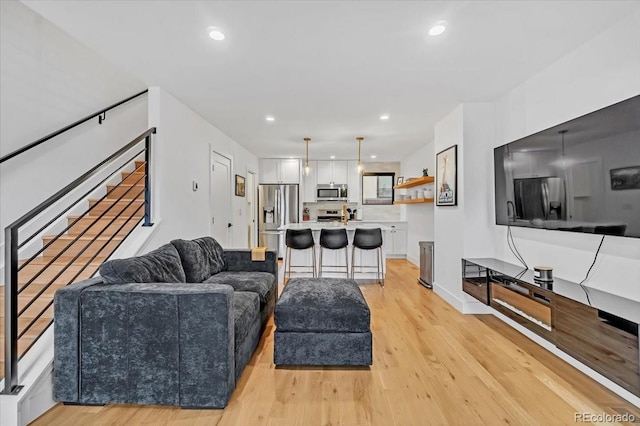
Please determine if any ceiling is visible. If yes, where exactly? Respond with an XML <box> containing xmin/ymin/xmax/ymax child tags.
<box><xmin>23</xmin><ymin>1</ymin><xmax>639</xmax><ymax>161</ymax></box>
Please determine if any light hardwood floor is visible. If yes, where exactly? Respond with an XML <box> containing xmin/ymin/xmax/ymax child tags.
<box><xmin>32</xmin><ymin>260</ymin><xmax>640</xmax><ymax>425</ymax></box>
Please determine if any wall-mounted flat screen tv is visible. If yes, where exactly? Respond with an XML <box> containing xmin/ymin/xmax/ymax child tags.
<box><xmin>494</xmin><ymin>95</ymin><xmax>640</xmax><ymax>238</ymax></box>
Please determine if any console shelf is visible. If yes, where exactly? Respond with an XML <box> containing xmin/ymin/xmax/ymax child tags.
<box><xmin>462</xmin><ymin>257</ymin><xmax>640</xmax><ymax>397</ymax></box>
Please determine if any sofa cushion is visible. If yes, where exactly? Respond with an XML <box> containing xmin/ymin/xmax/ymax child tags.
<box><xmin>204</xmin><ymin>271</ymin><xmax>275</xmax><ymax>306</ymax></box>
<box><xmin>99</xmin><ymin>243</ymin><xmax>186</xmax><ymax>284</ymax></box>
<box><xmin>232</xmin><ymin>291</ymin><xmax>260</xmax><ymax>380</ymax></box>
<box><xmin>171</xmin><ymin>237</ymin><xmax>227</xmax><ymax>282</ymax></box>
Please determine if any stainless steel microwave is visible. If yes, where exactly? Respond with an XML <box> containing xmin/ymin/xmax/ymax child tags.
<box><xmin>316</xmin><ymin>184</ymin><xmax>348</xmax><ymax>201</ymax></box>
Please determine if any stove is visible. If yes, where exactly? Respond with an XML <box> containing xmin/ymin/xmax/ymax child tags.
<box><xmin>317</xmin><ymin>209</ymin><xmax>342</xmax><ymax>222</ymax></box>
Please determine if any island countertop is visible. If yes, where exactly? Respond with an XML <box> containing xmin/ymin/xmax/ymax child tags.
<box><xmin>277</xmin><ymin>222</ymin><xmax>392</xmax><ymax>232</ymax></box>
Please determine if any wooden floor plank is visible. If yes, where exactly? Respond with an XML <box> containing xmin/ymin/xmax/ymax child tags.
<box><xmin>28</xmin><ymin>260</ymin><xmax>640</xmax><ymax>425</ymax></box>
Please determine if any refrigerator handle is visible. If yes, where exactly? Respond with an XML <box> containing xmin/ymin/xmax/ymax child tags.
<box><xmin>542</xmin><ymin>182</ymin><xmax>550</xmax><ymax>219</ymax></box>
<box><xmin>275</xmin><ymin>189</ymin><xmax>281</xmax><ymax>227</ymax></box>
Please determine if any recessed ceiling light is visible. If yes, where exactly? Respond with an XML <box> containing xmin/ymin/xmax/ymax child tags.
<box><xmin>330</xmin><ymin>155</ymin><xmax>336</xmax><ymax>159</ymax></box>
<box><xmin>429</xmin><ymin>25</ymin><xmax>446</xmax><ymax>36</ymax></box>
<box><xmin>208</xmin><ymin>27</ymin><xmax>225</xmax><ymax>41</ymax></box>
<box><xmin>370</xmin><ymin>155</ymin><xmax>377</xmax><ymax>159</ymax></box>
<box><xmin>380</xmin><ymin>114</ymin><xmax>390</xmax><ymax>120</ymax></box>
<box><xmin>265</xmin><ymin>116</ymin><xmax>275</xmax><ymax>122</ymax></box>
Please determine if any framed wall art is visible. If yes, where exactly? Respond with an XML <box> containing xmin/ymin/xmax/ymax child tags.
<box><xmin>436</xmin><ymin>145</ymin><xmax>457</xmax><ymax>206</ymax></box>
<box><xmin>235</xmin><ymin>174</ymin><xmax>246</xmax><ymax>197</ymax></box>
<box><xmin>610</xmin><ymin>166</ymin><xmax>640</xmax><ymax>190</ymax></box>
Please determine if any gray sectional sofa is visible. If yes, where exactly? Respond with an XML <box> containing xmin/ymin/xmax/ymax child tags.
<box><xmin>53</xmin><ymin>237</ymin><xmax>277</xmax><ymax>409</ymax></box>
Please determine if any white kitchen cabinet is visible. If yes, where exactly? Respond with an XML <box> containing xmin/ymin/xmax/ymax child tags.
<box><xmin>260</xmin><ymin>159</ymin><xmax>279</xmax><ymax>183</ymax></box>
<box><xmin>347</xmin><ymin>160</ymin><xmax>361</xmax><ymax>203</ymax></box>
<box><xmin>331</xmin><ymin>161</ymin><xmax>349</xmax><ymax>184</ymax></box>
<box><xmin>384</xmin><ymin>222</ymin><xmax>408</xmax><ymax>258</ymax></box>
<box><xmin>511</xmin><ymin>150</ymin><xmax>557</xmax><ymax>179</ymax></box>
<box><xmin>317</xmin><ymin>161</ymin><xmax>349</xmax><ymax>185</ymax></box>
<box><xmin>280</xmin><ymin>159</ymin><xmax>300</xmax><ymax>183</ymax></box>
<box><xmin>302</xmin><ymin>160</ymin><xmax>317</xmax><ymax>202</ymax></box>
<box><xmin>259</xmin><ymin>158</ymin><xmax>300</xmax><ymax>184</ymax></box>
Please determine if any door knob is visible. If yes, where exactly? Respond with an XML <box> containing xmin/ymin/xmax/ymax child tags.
<box><xmin>228</xmin><ymin>223</ymin><xmax>233</xmax><ymax>228</ymax></box>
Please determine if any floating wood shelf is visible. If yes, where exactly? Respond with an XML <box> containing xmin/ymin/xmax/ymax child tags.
<box><xmin>394</xmin><ymin>198</ymin><xmax>434</xmax><ymax>205</ymax></box>
<box><xmin>394</xmin><ymin>176</ymin><xmax>434</xmax><ymax>189</ymax></box>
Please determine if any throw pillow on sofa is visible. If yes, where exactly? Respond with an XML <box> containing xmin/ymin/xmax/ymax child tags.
<box><xmin>99</xmin><ymin>243</ymin><xmax>186</xmax><ymax>284</ymax></box>
<box><xmin>171</xmin><ymin>237</ymin><xmax>227</xmax><ymax>282</ymax></box>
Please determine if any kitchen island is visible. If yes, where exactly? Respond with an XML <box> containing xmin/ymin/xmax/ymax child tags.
<box><xmin>277</xmin><ymin>222</ymin><xmax>392</xmax><ymax>280</ymax></box>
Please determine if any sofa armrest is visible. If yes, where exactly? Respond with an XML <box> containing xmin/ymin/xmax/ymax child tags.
<box><xmin>54</xmin><ymin>282</ymin><xmax>236</xmax><ymax>408</ymax></box>
<box><xmin>53</xmin><ymin>276</ymin><xmax>104</xmax><ymax>402</ymax></box>
<box><xmin>224</xmin><ymin>249</ymin><xmax>278</xmax><ymax>279</ymax></box>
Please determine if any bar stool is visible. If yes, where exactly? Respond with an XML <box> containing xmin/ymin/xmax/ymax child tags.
<box><xmin>319</xmin><ymin>228</ymin><xmax>349</xmax><ymax>277</ymax></box>
<box><xmin>285</xmin><ymin>228</ymin><xmax>316</xmax><ymax>280</ymax></box>
<box><xmin>351</xmin><ymin>228</ymin><xmax>384</xmax><ymax>286</ymax></box>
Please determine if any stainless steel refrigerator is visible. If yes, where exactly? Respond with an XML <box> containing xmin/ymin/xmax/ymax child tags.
<box><xmin>514</xmin><ymin>177</ymin><xmax>565</xmax><ymax>221</ymax></box>
<box><xmin>258</xmin><ymin>184</ymin><xmax>299</xmax><ymax>258</ymax></box>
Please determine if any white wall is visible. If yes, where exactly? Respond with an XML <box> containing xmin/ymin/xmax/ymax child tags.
<box><xmin>145</xmin><ymin>87</ymin><xmax>258</xmax><ymax>251</ymax></box>
<box><xmin>492</xmin><ymin>10</ymin><xmax>640</xmax><ymax>301</ymax></box>
<box><xmin>432</xmin><ymin>106</ymin><xmax>466</xmax><ymax>308</ymax></box>
<box><xmin>426</xmin><ymin>10</ymin><xmax>640</xmax><ymax>310</ymax></box>
<box><xmin>0</xmin><ymin>0</ymin><xmax>146</xmax><ymax>257</ymax></box>
<box><xmin>431</xmin><ymin>104</ymin><xmax>496</xmax><ymax>312</ymax></box>
<box><xmin>401</xmin><ymin>141</ymin><xmax>435</xmax><ymax>265</ymax></box>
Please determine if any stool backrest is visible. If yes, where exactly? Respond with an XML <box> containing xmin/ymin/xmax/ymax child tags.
<box><xmin>593</xmin><ymin>224</ymin><xmax>626</xmax><ymax>236</ymax></box>
<box><xmin>353</xmin><ymin>228</ymin><xmax>383</xmax><ymax>249</ymax></box>
<box><xmin>285</xmin><ymin>228</ymin><xmax>315</xmax><ymax>249</ymax></box>
<box><xmin>320</xmin><ymin>228</ymin><xmax>349</xmax><ymax>249</ymax></box>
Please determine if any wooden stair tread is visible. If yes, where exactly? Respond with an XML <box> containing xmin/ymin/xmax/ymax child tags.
<box><xmin>89</xmin><ymin>198</ymin><xmax>144</xmax><ymax>203</ymax></box>
<box><xmin>42</xmin><ymin>235</ymin><xmax>125</xmax><ymax>242</ymax></box>
<box><xmin>20</xmin><ymin>258</ymin><xmax>103</xmax><ymax>267</ymax></box>
<box><xmin>107</xmin><ymin>183</ymin><xmax>144</xmax><ymax>187</ymax></box>
<box><xmin>68</xmin><ymin>214</ymin><xmax>142</xmax><ymax>220</ymax></box>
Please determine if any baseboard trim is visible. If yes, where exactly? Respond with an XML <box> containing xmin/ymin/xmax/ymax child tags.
<box><xmin>406</xmin><ymin>254</ymin><xmax>419</xmax><ymax>267</ymax></box>
<box><xmin>434</xmin><ymin>283</ymin><xmax>640</xmax><ymax>407</ymax></box>
<box><xmin>490</xmin><ymin>309</ymin><xmax>640</xmax><ymax>408</ymax></box>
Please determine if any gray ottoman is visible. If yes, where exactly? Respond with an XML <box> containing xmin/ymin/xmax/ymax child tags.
<box><xmin>274</xmin><ymin>278</ymin><xmax>372</xmax><ymax>366</ymax></box>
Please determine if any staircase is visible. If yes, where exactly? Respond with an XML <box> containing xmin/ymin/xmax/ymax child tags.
<box><xmin>0</xmin><ymin>161</ymin><xmax>146</xmax><ymax>379</ymax></box>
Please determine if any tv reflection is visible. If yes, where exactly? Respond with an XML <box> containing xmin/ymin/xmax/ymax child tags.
<box><xmin>514</xmin><ymin>177</ymin><xmax>565</xmax><ymax>222</ymax></box>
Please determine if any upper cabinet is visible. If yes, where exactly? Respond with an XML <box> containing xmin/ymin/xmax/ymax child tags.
<box><xmin>317</xmin><ymin>161</ymin><xmax>349</xmax><ymax>185</ymax></box>
<box><xmin>259</xmin><ymin>159</ymin><xmax>300</xmax><ymax>184</ymax></box>
<box><xmin>510</xmin><ymin>151</ymin><xmax>557</xmax><ymax>179</ymax></box>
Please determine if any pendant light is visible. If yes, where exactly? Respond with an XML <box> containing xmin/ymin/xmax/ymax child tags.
<box><xmin>559</xmin><ymin>130</ymin><xmax>567</xmax><ymax>169</ymax></box>
<box><xmin>356</xmin><ymin>137</ymin><xmax>364</xmax><ymax>174</ymax></box>
<box><xmin>304</xmin><ymin>137</ymin><xmax>311</xmax><ymax>176</ymax></box>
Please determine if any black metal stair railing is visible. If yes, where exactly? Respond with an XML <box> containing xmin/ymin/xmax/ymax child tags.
<box><xmin>2</xmin><ymin>89</ymin><xmax>155</xmax><ymax>394</ymax></box>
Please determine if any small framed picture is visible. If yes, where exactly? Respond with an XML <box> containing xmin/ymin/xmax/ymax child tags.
<box><xmin>235</xmin><ymin>174</ymin><xmax>246</xmax><ymax>197</ymax></box>
<box><xmin>396</xmin><ymin>176</ymin><xmax>404</xmax><ymax>186</ymax></box>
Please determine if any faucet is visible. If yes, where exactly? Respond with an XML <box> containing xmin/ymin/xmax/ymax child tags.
<box><xmin>507</xmin><ymin>201</ymin><xmax>516</xmax><ymax>222</ymax></box>
<box><xmin>342</xmin><ymin>204</ymin><xmax>348</xmax><ymax>225</ymax></box>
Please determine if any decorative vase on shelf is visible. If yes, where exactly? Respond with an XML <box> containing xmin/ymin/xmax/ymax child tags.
<box><xmin>422</xmin><ymin>168</ymin><xmax>429</xmax><ymax>176</ymax></box>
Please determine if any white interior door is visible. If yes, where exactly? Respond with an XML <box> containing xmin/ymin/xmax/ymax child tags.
<box><xmin>211</xmin><ymin>151</ymin><xmax>232</xmax><ymax>247</ymax></box>
<box><xmin>247</xmin><ymin>171</ymin><xmax>256</xmax><ymax>247</ymax></box>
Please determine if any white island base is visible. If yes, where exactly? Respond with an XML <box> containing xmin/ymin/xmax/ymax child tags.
<box><xmin>278</xmin><ymin>222</ymin><xmax>392</xmax><ymax>281</ymax></box>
